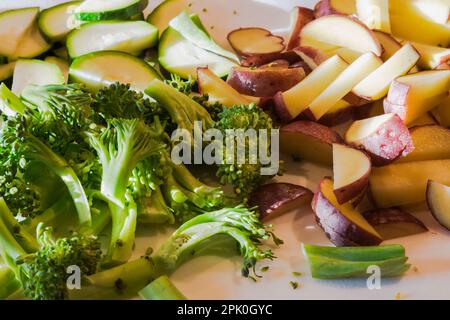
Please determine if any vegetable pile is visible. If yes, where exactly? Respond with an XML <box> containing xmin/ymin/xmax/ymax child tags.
<box><xmin>0</xmin><ymin>0</ymin><xmax>449</xmax><ymax>300</ymax></box>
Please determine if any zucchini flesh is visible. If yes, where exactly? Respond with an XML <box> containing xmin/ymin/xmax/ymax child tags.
<box><xmin>159</xmin><ymin>27</ymin><xmax>236</xmax><ymax>79</ymax></box>
<box><xmin>69</xmin><ymin>51</ymin><xmax>160</xmax><ymax>91</ymax></box>
<box><xmin>12</xmin><ymin>59</ymin><xmax>65</xmax><ymax>95</ymax></box>
<box><xmin>75</xmin><ymin>0</ymin><xmax>148</xmax><ymax>21</ymax></box>
<box><xmin>147</xmin><ymin>0</ymin><xmax>189</xmax><ymax>34</ymax></box>
<box><xmin>67</xmin><ymin>20</ymin><xmax>158</xmax><ymax>58</ymax></box>
<box><xmin>11</xmin><ymin>22</ymin><xmax>52</xmax><ymax>60</ymax></box>
<box><xmin>0</xmin><ymin>8</ymin><xmax>39</xmax><ymax>58</ymax></box>
<box><xmin>45</xmin><ymin>56</ymin><xmax>69</xmax><ymax>83</ymax></box>
<box><xmin>38</xmin><ymin>1</ymin><xmax>83</xmax><ymax>41</ymax></box>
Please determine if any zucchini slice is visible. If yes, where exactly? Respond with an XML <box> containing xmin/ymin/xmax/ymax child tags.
<box><xmin>39</xmin><ymin>1</ymin><xmax>83</xmax><ymax>42</ymax></box>
<box><xmin>11</xmin><ymin>22</ymin><xmax>52</xmax><ymax>60</ymax></box>
<box><xmin>0</xmin><ymin>7</ymin><xmax>40</xmax><ymax>58</ymax></box>
<box><xmin>169</xmin><ymin>11</ymin><xmax>239</xmax><ymax>63</ymax></box>
<box><xmin>45</xmin><ymin>56</ymin><xmax>70</xmax><ymax>83</ymax></box>
<box><xmin>147</xmin><ymin>0</ymin><xmax>189</xmax><ymax>34</ymax></box>
<box><xmin>75</xmin><ymin>0</ymin><xmax>148</xmax><ymax>21</ymax></box>
<box><xmin>66</xmin><ymin>20</ymin><xmax>158</xmax><ymax>58</ymax></box>
<box><xmin>159</xmin><ymin>27</ymin><xmax>236</xmax><ymax>79</ymax></box>
<box><xmin>12</xmin><ymin>59</ymin><xmax>65</xmax><ymax>95</ymax></box>
<box><xmin>0</xmin><ymin>62</ymin><xmax>16</xmax><ymax>82</ymax></box>
<box><xmin>69</xmin><ymin>51</ymin><xmax>160</xmax><ymax>91</ymax></box>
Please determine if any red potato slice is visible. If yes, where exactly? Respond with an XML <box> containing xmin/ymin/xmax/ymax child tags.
<box><xmin>299</xmin><ymin>15</ymin><xmax>383</xmax><ymax>57</ymax></box>
<box><xmin>286</xmin><ymin>7</ymin><xmax>315</xmax><ymax>51</ymax></box>
<box><xmin>312</xmin><ymin>178</ymin><xmax>383</xmax><ymax>246</ymax></box>
<box><xmin>333</xmin><ymin>144</ymin><xmax>371</xmax><ymax>205</ymax></box>
<box><xmin>314</xmin><ymin>0</ymin><xmax>356</xmax><ymax>17</ymax></box>
<box><xmin>240</xmin><ymin>51</ymin><xmax>301</xmax><ymax>68</ymax></box>
<box><xmin>373</xmin><ymin>30</ymin><xmax>402</xmax><ymax>61</ymax></box>
<box><xmin>280</xmin><ymin>121</ymin><xmax>344</xmax><ymax>166</ymax></box>
<box><xmin>436</xmin><ymin>62</ymin><xmax>450</xmax><ymax>70</ymax></box>
<box><xmin>363</xmin><ymin>208</ymin><xmax>428</xmax><ymax>240</ymax></box>
<box><xmin>383</xmin><ymin>70</ymin><xmax>450</xmax><ymax>125</ymax></box>
<box><xmin>427</xmin><ymin>180</ymin><xmax>450</xmax><ymax>231</ymax></box>
<box><xmin>226</xmin><ymin>66</ymin><xmax>305</xmax><ymax>98</ymax></box>
<box><xmin>227</xmin><ymin>27</ymin><xmax>285</xmax><ymax>58</ymax></box>
<box><xmin>248</xmin><ymin>183</ymin><xmax>313</xmax><ymax>222</ymax></box>
<box><xmin>345</xmin><ymin>113</ymin><xmax>414</xmax><ymax>166</ymax></box>
<box><xmin>197</xmin><ymin>67</ymin><xmax>257</xmax><ymax>107</ymax></box>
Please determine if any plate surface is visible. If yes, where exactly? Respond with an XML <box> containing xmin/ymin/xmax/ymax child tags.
<box><xmin>2</xmin><ymin>0</ymin><xmax>450</xmax><ymax>300</ymax></box>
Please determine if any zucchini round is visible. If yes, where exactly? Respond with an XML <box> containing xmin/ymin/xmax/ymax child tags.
<box><xmin>39</xmin><ymin>1</ymin><xmax>83</xmax><ymax>42</ymax></box>
<box><xmin>75</xmin><ymin>0</ymin><xmax>148</xmax><ymax>21</ymax></box>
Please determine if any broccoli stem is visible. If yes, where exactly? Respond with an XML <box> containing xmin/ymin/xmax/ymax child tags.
<box><xmin>23</xmin><ymin>135</ymin><xmax>92</xmax><ymax>229</ymax></box>
<box><xmin>137</xmin><ymin>187</ymin><xmax>175</xmax><ymax>224</ymax></box>
<box><xmin>0</xmin><ymin>265</ymin><xmax>21</xmax><ymax>300</ymax></box>
<box><xmin>139</xmin><ymin>275</ymin><xmax>187</xmax><ymax>300</ymax></box>
<box><xmin>0</xmin><ymin>199</ymin><xmax>39</xmax><ymax>253</ymax></box>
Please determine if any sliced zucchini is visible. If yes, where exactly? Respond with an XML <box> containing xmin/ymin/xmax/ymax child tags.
<box><xmin>12</xmin><ymin>59</ymin><xmax>65</xmax><ymax>95</ymax></box>
<box><xmin>69</xmin><ymin>51</ymin><xmax>160</xmax><ymax>91</ymax></box>
<box><xmin>0</xmin><ymin>7</ymin><xmax>40</xmax><ymax>58</ymax></box>
<box><xmin>11</xmin><ymin>22</ymin><xmax>52</xmax><ymax>60</ymax></box>
<box><xmin>66</xmin><ymin>20</ymin><xmax>158</xmax><ymax>58</ymax></box>
<box><xmin>0</xmin><ymin>62</ymin><xmax>16</xmax><ymax>82</ymax></box>
<box><xmin>45</xmin><ymin>56</ymin><xmax>69</xmax><ymax>83</ymax></box>
<box><xmin>75</xmin><ymin>0</ymin><xmax>148</xmax><ymax>21</ymax></box>
<box><xmin>147</xmin><ymin>0</ymin><xmax>189</xmax><ymax>34</ymax></box>
<box><xmin>159</xmin><ymin>27</ymin><xmax>236</xmax><ymax>79</ymax></box>
<box><xmin>169</xmin><ymin>11</ymin><xmax>239</xmax><ymax>63</ymax></box>
<box><xmin>39</xmin><ymin>1</ymin><xmax>83</xmax><ymax>42</ymax></box>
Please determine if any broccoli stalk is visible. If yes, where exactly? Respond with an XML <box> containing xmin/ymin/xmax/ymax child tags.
<box><xmin>0</xmin><ymin>199</ymin><xmax>102</xmax><ymax>300</ymax></box>
<box><xmin>69</xmin><ymin>206</ymin><xmax>279</xmax><ymax>300</ymax></box>
<box><xmin>85</xmin><ymin>118</ymin><xmax>165</xmax><ymax>265</ymax></box>
<box><xmin>0</xmin><ymin>265</ymin><xmax>21</xmax><ymax>299</ymax></box>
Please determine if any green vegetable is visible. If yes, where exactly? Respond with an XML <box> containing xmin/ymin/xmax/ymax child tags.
<box><xmin>38</xmin><ymin>1</ymin><xmax>83</xmax><ymax>42</ymax></box>
<box><xmin>139</xmin><ymin>275</ymin><xmax>187</xmax><ymax>300</ymax></box>
<box><xmin>69</xmin><ymin>206</ymin><xmax>278</xmax><ymax>299</ymax></box>
<box><xmin>303</xmin><ymin>244</ymin><xmax>410</xmax><ymax>280</ymax></box>
<box><xmin>169</xmin><ymin>11</ymin><xmax>239</xmax><ymax>63</ymax></box>
<box><xmin>0</xmin><ymin>265</ymin><xmax>21</xmax><ymax>299</ymax></box>
<box><xmin>214</xmin><ymin>103</ymin><xmax>282</xmax><ymax>201</ymax></box>
<box><xmin>74</xmin><ymin>0</ymin><xmax>148</xmax><ymax>21</ymax></box>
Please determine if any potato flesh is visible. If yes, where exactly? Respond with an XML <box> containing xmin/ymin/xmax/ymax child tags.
<box><xmin>309</xmin><ymin>52</ymin><xmax>382</xmax><ymax>120</ymax></box>
<box><xmin>397</xmin><ymin>125</ymin><xmax>450</xmax><ymax>163</ymax></box>
<box><xmin>370</xmin><ymin>159</ymin><xmax>450</xmax><ymax>207</ymax></box>
<box><xmin>333</xmin><ymin>144</ymin><xmax>371</xmax><ymax>190</ymax></box>
<box><xmin>282</xmin><ymin>55</ymin><xmax>348</xmax><ymax>117</ymax></box>
<box><xmin>428</xmin><ymin>181</ymin><xmax>450</xmax><ymax>228</ymax></box>
<box><xmin>280</xmin><ymin>131</ymin><xmax>334</xmax><ymax>165</ymax></box>
<box><xmin>321</xmin><ymin>179</ymin><xmax>380</xmax><ymax>237</ymax></box>
<box><xmin>228</xmin><ymin>28</ymin><xmax>284</xmax><ymax>55</ymax></box>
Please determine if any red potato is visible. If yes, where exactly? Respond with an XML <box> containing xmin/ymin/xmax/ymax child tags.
<box><xmin>314</xmin><ymin>0</ymin><xmax>356</xmax><ymax>17</ymax></box>
<box><xmin>427</xmin><ymin>181</ymin><xmax>450</xmax><ymax>231</ymax></box>
<box><xmin>436</xmin><ymin>63</ymin><xmax>450</xmax><ymax>70</ymax></box>
<box><xmin>280</xmin><ymin>121</ymin><xmax>344</xmax><ymax>166</ymax></box>
<box><xmin>227</xmin><ymin>27</ymin><xmax>285</xmax><ymax>59</ymax></box>
<box><xmin>286</xmin><ymin>7</ymin><xmax>315</xmax><ymax>51</ymax></box>
<box><xmin>313</xmin><ymin>178</ymin><xmax>383</xmax><ymax>246</ymax></box>
<box><xmin>294</xmin><ymin>46</ymin><xmax>328</xmax><ymax>69</ymax></box>
<box><xmin>333</xmin><ymin>144</ymin><xmax>372</xmax><ymax>205</ymax></box>
<box><xmin>226</xmin><ymin>66</ymin><xmax>305</xmax><ymax>98</ymax></box>
<box><xmin>363</xmin><ymin>208</ymin><xmax>428</xmax><ymax>240</ymax></box>
<box><xmin>345</xmin><ymin>113</ymin><xmax>414</xmax><ymax>166</ymax></box>
<box><xmin>248</xmin><ymin>183</ymin><xmax>313</xmax><ymax>222</ymax></box>
<box><xmin>240</xmin><ymin>51</ymin><xmax>301</xmax><ymax>68</ymax></box>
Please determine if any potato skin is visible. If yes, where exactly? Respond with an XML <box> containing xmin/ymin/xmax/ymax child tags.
<box><xmin>363</xmin><ymin>208</ymin><xmax>428</xmax><ymax>239</ymax></box>
<box><xmin>312</xmin><ymin>186</ymin><xmax>383</xmax><ymax>246</ymax></box>
<box><xmin>227</xmin><ymin>66</ymin><xmax>306</xmax><ymax>97</ymax></box>
<box><xmin>281</xmin><ymin>121</ymin><xmax>344</xmax><ymax>165</ymax></box>
<box><xmin>248</xmin><ymin>183</ymin><xmax>313</xmax><ymax>222</ymax></box>
<box><xmin>286</xmin><ymin>7</ymin><xmax>315</xmax><ymax>50</ymax></box>
<box><xmin>345</xmin><ymin>114</ymin><xmax>414</xmax><ymax>166</ymax></box>
<box><xmin>240</xmin><ymin>51</ymin><xmax>301</xmax><ymax>68</ymax></box>
<box><xmin>334</xmin><ymin>169</ymin><xmax>371</xmax><ymax>206</ymax></box>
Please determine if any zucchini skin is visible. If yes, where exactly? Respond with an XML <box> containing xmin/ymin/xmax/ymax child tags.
<box><xmin>75</xmin><ymin>0</ymin><xmax>148</xmax><ymax>21</ymax></box>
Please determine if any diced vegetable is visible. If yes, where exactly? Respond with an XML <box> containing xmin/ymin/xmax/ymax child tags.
<box><xmin>66</xmin><ymin>21</ymin><xmax>158</xmax><ymax>58</ymax></box>
<box><xmin>38</xmin><ymin>1</ymin><xmax>83</xmax><ymax>41</ymax></box>
<box><xmin>75</xmin><ymin>0</ymin><xmax>148</xmax><ymax>21</ymax></box>
<box><xmin>69</xmin><ymin>51</ymin><xmax>160</xmax><ymax>91</ymax></box>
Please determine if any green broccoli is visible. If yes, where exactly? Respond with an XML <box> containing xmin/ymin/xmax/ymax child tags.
<box><xmin>214</xmin><ymin>103</ymin><xmax>282</xmax><ymax>201</ymax></box>
<box><xmin>69</xmin><ymin>206</ymin><xmax>279</xmax><ymax>300</ymax></box>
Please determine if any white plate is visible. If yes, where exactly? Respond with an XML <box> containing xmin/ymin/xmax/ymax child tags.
<box><xmin>2</xmin><ymin>0</ymin><xmax>450</xmax><ymax>300</ymax></box>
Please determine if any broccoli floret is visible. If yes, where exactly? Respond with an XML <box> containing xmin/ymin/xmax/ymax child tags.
<box><xmin>0</xmin><ymin>117</ymin><xmax>92</xmax><ymax>229</ymax></box>
<box><xmin>164</xmin><ymin>74</ymin><xmax>196</xmax><ymax>95</ymax></box>
<box><xmin>16</xmin><ymin>224</ymin><xmax>101</xmax><ymax>300</ymax></box>
<box><xmin>70</xmin><ymin>206</ymin><xmax>280</xmax><ymax>299</ymax></box>
<box><xmin>214</xmin><ymin>103</ymin><xmax>282</xmax><ymax>201</ymax></box>
<box><xmin>85</xmin><ymin>118</ymin><xmax>165</xmax><ymax>265</ymax></box>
